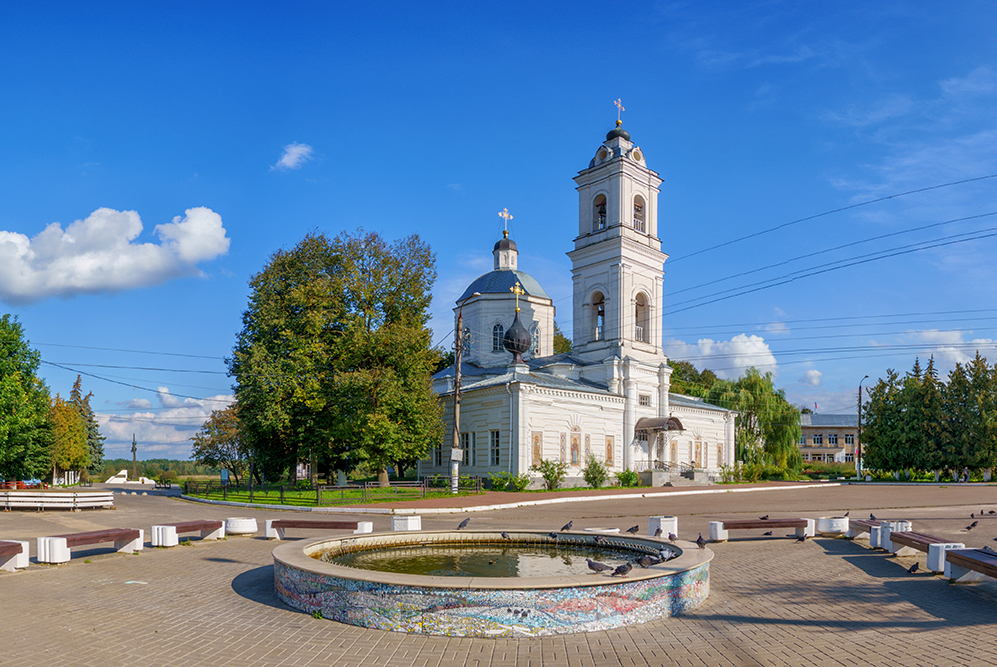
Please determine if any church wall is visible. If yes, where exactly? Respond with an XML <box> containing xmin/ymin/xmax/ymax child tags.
<box><xmin>460</xmin><ymin>294</ymin><xmax>554</xmax><ymax>367</ymax></box>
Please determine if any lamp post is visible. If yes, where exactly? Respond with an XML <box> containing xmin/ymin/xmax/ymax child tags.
<box><xmin>857</xmin><ymin>374</ymin><xmax>869</xmax><ymax>477</ymax></box>
<box><xmin>451</xmin><ymin>292</ymin><xmax>481</xmax><ymax>494</ymax></box>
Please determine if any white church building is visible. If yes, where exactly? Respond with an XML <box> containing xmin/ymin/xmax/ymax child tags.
<box><xmin>420</xmin><ymin>120</ymin><xmax>736</xmax><ymax>484</ymax></box>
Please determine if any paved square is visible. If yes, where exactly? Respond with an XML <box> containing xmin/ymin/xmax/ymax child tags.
<box><xmin>2</xmin><ymin>483</ymin><xmax>997</xmax><ymax>666</ymax></box>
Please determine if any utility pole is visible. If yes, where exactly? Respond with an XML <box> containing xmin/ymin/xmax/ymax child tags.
<box><xmin>857</xmin><ymin>375</ymin><xmax>869</xmax><ymax>478</ymax></box>
<box><xmin>451</xmin><ymin>291</ymin><xmax>480</xmax><ymax>494</ymax></box>
<box><xmin>131</xmin><ymin>434</ymin><xmax>138</xmax><ymax>480</ymax></box>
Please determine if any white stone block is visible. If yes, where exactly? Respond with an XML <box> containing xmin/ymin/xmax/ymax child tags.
<box><xmin>869</xmin><ymin>525</ymin><xmax>881</xmax><ymax>549</ymax></box>
<box><xmin>265</xmin><ymin>519</ymin><xmax>283</xmax><ymax>540</ymax></box>
<box><xmin>353</xmin><ymin>521</ymin><xmax>373</xmax><ymax>534</ymax></box>
<box><xmin>708</xmin><ymin>521</ymin><xmax>728</xmax><ymax>542</ymax></box>
<box><xmin>927</xmin><ymin>542</ymin><xmax>964</xmax><ymax>573</ymax></box>
<box><xmin>0</xmin><ymin>541</ymin><xmax>28</xmax><ymax>572</ymax></box>
<box><xmin>945</xmin><ymin>559</ymin><xmax>988</xmax><ymax>583</ymax></box>
<box><xmin>796</xmin><ymin>518</ymin><xmax>815</xmax><ymax>538</ymax></box>
<box><xmin>226</xmin><ymin>517</ymin><xmax>258</xmax><ymax>535</ymax></box>
<box><xmin>152</xmin><ymin>525</ymin><xmax>179</xmax><ymax>547</ymax></box>
<box><xmin>115</xmin><ymin>529</ymin><xmax>143</xmax><ymax>553</ymax></box>
<box><xmin>202</xmin><ymin>523</ymin><xmax>224</xmax><ymax>540</ymax></box>
<box><xmin>37</xmin><ymin>537</ymin><xmax>70</xmax><ymax>564</ymax></box>
<box><xmin>392</xmin><ymin>515</ymin><xmax>422</xmax><ymax>532</ymax></box>
<box><xmin>648</xmin><ymin>516</ymin><xmax>678</xmax><ymax>538</ymax></box>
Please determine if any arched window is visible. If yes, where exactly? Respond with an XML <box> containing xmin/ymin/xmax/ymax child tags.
<box><xmin>633</xmin><ymin>195</ymin><xmax>646</xmax><ymax>232</ymax></box>
<box><xmin>634</xmin><ymin>293</ymin><xmax>648</xmax><ymax>342</ymax></box>
<box><xmin>592</xmin><ymin>291</ymin><xmax>605</xmax><ymax>341</ymax></box>
<box><xmin>492</xmin><ymin>324</ymin><xmax>504</xmax><ymax>352</ymax></box>
<box><xmin>530</xmin><ymin>324</ymin><xmax>541</xmax><ymax>356</ymax></box>
<box><xmin>593</xmin><ymin>194</ymin><xmax>607</xmax><ymax>231</ymax></box>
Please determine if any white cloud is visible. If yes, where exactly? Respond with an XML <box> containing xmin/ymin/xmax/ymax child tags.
<box><xmin>801</xmin><ymin>369</ymin><xmax>823</xmax><ymax>386</ymax></box>
<box><xmin>912</xmin><ymin>330</ymin><xmax>994</xmax><ymax>375</ymax></box>
<box><xmin>0</xmin><ymin>207</ymin><xmax>230</xmax><ymax>305</ymax></box>
<box><xmin>764</xmin><ymin>321</ymin><xmax>790</xmax><ymax>334</ymax></box>
<box><xmin>271</xmin><ymin>142</ymin><xmax>314</xmax><ymax>171</ymax></box>
<box><xmin>665</xmin><ymin>333</ymin><xmax>778</xmax><ymax>379</ymax></box>
<box><xmin>97</xmin><ymin>387</ymin><xmax>234</xmax><ymax>459</ymax></box>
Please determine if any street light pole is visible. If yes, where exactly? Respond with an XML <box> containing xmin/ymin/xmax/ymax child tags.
<box><xmin>451</xmin><ymin>292</ymin><xmax>480</xmax><ymax>495</ymax></box>
<box><xmin>857</xmin><ymin>374</ymin><xmax>869</xmax><ymax>477</ymax></box>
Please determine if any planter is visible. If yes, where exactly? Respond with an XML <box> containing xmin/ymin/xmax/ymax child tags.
<box><xmin>816</xmin><ymin>516</ymin><xmax>849</xmax><ymax>536</ymax></box>
<box><xmin>225</xmin><ymin>517</ymin><xmax>258</xmax><ymax>535</ymax></box>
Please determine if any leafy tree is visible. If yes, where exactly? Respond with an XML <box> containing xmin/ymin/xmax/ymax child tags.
<box><xmin>49</xmin><ymin>393</ymin><xmax>89</xmax><ymax>479</ymax></box>
<box><xmin>230</xmin><ymin>229</ymin><xmax>443</xmax><ymax>486</ymax></box>
<box><xmin>0</xmin><ymin>314</ymin><xmax>52</xmax><ymax>480</ymax></box>
<box><xmin>191</xmin><ymin>404</ymin><xmax>248</xmax><ymax>484</ymax></box>
<box><xmin>70</xmin><ymin>375</ymin><xmax>105</xmax><ymax>473</ymax></box>
<box><xmin>553</xmin><ymin>320</ymin><xmax>573</xmax><ymax>354</ymax></box>
<box><xmin>668</xmin><ymin>360</ymin><xmax>717</xmax><ymax>398</ymax></box>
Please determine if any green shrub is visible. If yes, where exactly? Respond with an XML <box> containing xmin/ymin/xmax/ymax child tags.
<box><xmin>530</xmin><ymin>459</ymin><xmax>568</xmax><ymax>491</ymax></box>
<box><xmin>614</xmin><ymin>469</ymin><xmax>639</xmax><ymax>488</ymax></box>
<box><xmin>582</xmin><ymin>455</ymin><xmax>609</xmax><ymax>489</ymax></box>
<box><xmin>489</xmin><ymin>471</ymin><xmax>531</xmax><ymax>492</ymax></box>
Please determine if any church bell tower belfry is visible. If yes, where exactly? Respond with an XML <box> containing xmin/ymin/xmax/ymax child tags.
<box><xmin>568</xmin><ymin>118</ymin><xmax>669</xmax><ymax>364</ymax></box>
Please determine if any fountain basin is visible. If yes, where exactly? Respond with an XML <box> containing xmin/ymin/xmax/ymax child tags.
<box><xmin>273</xmin><ymin>530</ymin><xmax>712</xmax><ymax>637</ymax></box>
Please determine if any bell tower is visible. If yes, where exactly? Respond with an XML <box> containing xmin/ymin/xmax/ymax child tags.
<box><xmin>567</xmin><ymin>120</ymin><xmax>669</xmax><ymax>363</ymax></box>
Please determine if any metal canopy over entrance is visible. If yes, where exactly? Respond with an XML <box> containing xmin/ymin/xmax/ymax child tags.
<box><xmin>635</xmin><ymin>416</ymin><xmax>684</xmax><ymax>432</ymax></box>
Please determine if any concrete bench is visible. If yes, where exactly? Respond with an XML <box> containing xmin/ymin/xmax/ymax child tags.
<box><xmin>151</xmin><ymin>520</ymin><xmax>225</xmax><ymax>547</ymax></box>
<box><xmin>2</xmin><ymin>491</ymin><xmax>114</xmax><ymax>511</ymax></box>
<box><xmin>845</xmin><ymin>519</ymin><xmax>880</xmax><ymax>541</ymax></box>
<box><xmin>37</xmin><ymin>528</ymin><xmax>143</xmax><ymax>563</ymax></box>
<box><xmin>0</xmin><ymin>540</ymin><xmax>29</xmax><ymax>572</ymax></box>
<box><xmin>709</xmin><ymin>518</ymin><xmax>814</xmax><ymax>542</ymax></box>
<box><xmin>265</xmin><ymin>519</ymin><xmax>372</xmax><ymax>540</ymax></box>
<box><xmin>945</xmin><ymin>548</ymin><xmax>997</xmax><ymax>583</ymax></box>
<box><xmin>889</xmin><ymin>530</ymin><xmax>964</xmax><ymax>572</ymax></box>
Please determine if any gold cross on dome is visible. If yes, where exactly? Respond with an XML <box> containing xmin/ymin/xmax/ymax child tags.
<box><xmin>614</xmin><ymin>98</ymin><xmax>625</xmax><ymax>121</ymax></box>
<box><xmin>510</xmin><ymin>281</ymin><xmax>525</xmax><ymax>312</ymax></box>
<box><xmin>498</xmin><ymin>207</ymin><xmax>513</xmax><ymax>232</ymax></box>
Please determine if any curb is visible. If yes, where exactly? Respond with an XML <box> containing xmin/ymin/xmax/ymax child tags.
<box><xmin>179</xmin><ymin>481</ymin><xmax>843</xmax><ymax>515</ymax></box>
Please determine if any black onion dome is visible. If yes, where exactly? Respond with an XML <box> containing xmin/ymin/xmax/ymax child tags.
<box><xmin>493</xmin><ymin>236</ymin><xmax>517</xmax><ymax>252</ymax></box>
<box><xmin>606</xmin><ymin>120</ymin><xmax>631</xmax><ymax>142</ymax></box>
<box><xmin>503</xmin><ymin>311</ymin><xmax>532</xmax><ymax>363</ymax></box>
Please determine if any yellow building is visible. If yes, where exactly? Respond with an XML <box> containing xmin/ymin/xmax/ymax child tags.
<box><xmin>798</xmin><ymin>414</ymin><xmax>859</xmax><ymax>463</ymax></box>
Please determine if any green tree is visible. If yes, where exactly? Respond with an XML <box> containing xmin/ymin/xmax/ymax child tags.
<box><xmin>230</xmin><ymin>229</ymin><xmax>443</xmax><ymax>486</ymax></box>
<box><xmin>552</xmin><ymin>320</ymin><xmax>573</xmax><ymax>354</ymax></box>
<box><xmin>191</xmin><ymin>404</ymin><xmax>247</xmax><ymax>484</ymax></box>
<box><xmin>69</xmin><ymin>375</ymin><xmax>105</xmax><ymax>473</ymax></box>
<box><xmin>706</xmin><ymin>368</ymin><xmax>800</xmax><ymax>469</ymax></box>
<box><xmin>50</xmin><ymin>393</ymin><xmax>89</xmax><ymax>480</ymax></box>
<box><xmin>0</xmin><ymin>314</ymin><xmax>52</xmax><ymax>480</ymax></box>
<box><xmin>668</xmin><ymin>360</ymin><xmax>717</xmax><ymax>398</ymax></box>
<box><xmin>967</xmin><ymin>353</ymin><xmax>997</xmax><ymax>471</ymax></box>
<box><xmin>862</xmin><ymin>369</ymin><xmax>903</xmax><ymax>472</ymax></box>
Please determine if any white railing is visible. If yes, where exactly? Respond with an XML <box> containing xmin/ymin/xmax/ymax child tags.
<box><xmin>594</xmin><ymin>325</ymin><xmax>603</xmax><ymax>341</ymax></box>
<box><xmin>633</xmin><ymin>219</ymin><xmax>646</xmax><ymax>232</ymax></box>
<box><xmin>634</xmin><ymin>325</ymin><xmax>645</xmax><ymax>342</ymax></box>
<box><xmin>2</xmin><ymin>491</ymin><xmax>114</xmax><ymax>511</ymax></box>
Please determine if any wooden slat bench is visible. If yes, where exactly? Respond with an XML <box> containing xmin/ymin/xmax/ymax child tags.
<box><xmin>945</xmin><ymin>548</ymin><xmax>997</xmax><ymax>583</ymax></box>
<box><xmin>845</xmin><ymin>519</ymin><xmax>880</xmax><ymax>540</ymax></box>
<box><xmin>37</xmin><ymin>528</ymin><xmax>143</xmax><ymax>563</ymax></box>
<box><xmin>888</xmin><ymin>530</ymin><xmax>965</xmax><ymax>572</ymax></box>
<box><xmin>265</xmin><ymin>519</ymin><xmax>371</xmax><ymax>540</ymax></box>
<box><xmin>151</xmin><ymin>520</ymin><xmax>225</xmax><ymax>547</ymax></box>
<box><xmin>0</xmin><ymin>540</ymin><xmax>29</xmax><ymax>572</ymax></box>
<box><xmin>709</xmin><ymin>518</ymin><xmax>814</xmax><ymax>542</ymax></box>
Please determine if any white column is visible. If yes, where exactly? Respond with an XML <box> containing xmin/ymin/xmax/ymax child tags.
<box><xmin>623</xmin><ymin>368</ymin><xmax>637</xmax><ymax>471</ymax></box>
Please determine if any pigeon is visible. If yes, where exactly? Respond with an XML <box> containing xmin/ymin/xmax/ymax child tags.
<box><xmin>501</xmin><ymin>531</ymin><xmax>511</xmax><ymax>540</ymax></box>
<box><xmin>634</xmin><ymin>554</ymin><xmax>658</xmax><ymax>568</ymax></box>
<box><xmin>965</xmin><ymin>524</ymin><xmax>975</xmax><ymax>531</ymax></box>
<box><xmin>457</xmin><ymin>518</ymin><xmax>470</xmax><ymax>530</ymax></box>
<box><xmin>611</xmin><ymin>562</ymin><xmax>633</xmax><ymax>578</ymax></box>
<box><xmin>870</xmin><ymin>513</ymin><xmax>877</xmax><ymax>521</ymax></box>
<box><xmin>548</xmin><ymin>531</ymin><xmax>558</xmax><ymax>540</ymax></box>
<box><xmin>972</xmin><ymin>513</ymin><xmax>975</xmax><ymax>519</ymax></box>
<box><xmin>521</xmin><ymin>611</ymin><xmax>529</xmax><ymax>619</ymax></box>
<box><xmin>586</xmin><ymin>558</ymin><xmax>613</xmax><ymax>574</ymax></box>
<box><xmin>668</xmin><ymin>532</ymin><xmax>678</xmax><ymax>542</ymax></box>
<box><xmin>796</xmin><ymin>534</ymin><xmax>807</xmax><ymax>542</ymax></box>
<box><xmin>696</xmin><ymin>533</ymin><xmax>707</xmax><ymax>549</ymax></box>
<box><xmin>982</xmin><ymin>546</ymin><xmax>997</xmax><ymax>556</ymax></box>
<box><xmin>763</xmin><ymin>531</ymin><xmax>773</xmax><ymax>536</ymax></box>
<box><xmin>844</xmin><ymin>511</ymin><xmax>850</xmax><ymax>517</ymax></box>
<box><xmin>626</xmin><ymin>525</ymin><xmax>640</xmax><ymax>535</ymax></box>
<box><xmin>907</xmin><ymin>562</ymin><xmax>919</xmax><ymax>574</ymax></box>
<box><xmin>561</xmin><ymin>520</ymin><xmax>573</xmax><ymax>532</ymax></box>
<box><xmin>654</xmin><ymin>527</ymin><xmax>663</xmax><ymax>538</ymax></box>
<box><xmin>659</xmin><ymin>548</ymin><xmax>677</xmax><ymax>561</ymax></box>
<box><xmin>971</xmin><ymin>521</ymin><xmax>979</xmax><ymax>528</ymax></box>
<box><xmin>759</xmin><ymin>515</ymin><xmax>769</xmax><ymax>520</ymax></box>
<box><xmin>989</xmin><ymin>510</ymin><xmax>995</xmax><ymax>515</ymax></box>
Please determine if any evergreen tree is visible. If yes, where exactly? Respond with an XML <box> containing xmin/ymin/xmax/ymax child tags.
<box><xmin>859</xmin><ymin>370</ymin><xmax>902</xmax><ymax>472</ymax></box>
<box><xmin>70</xmin><ymin>375</ymin><xmax>105</xmax><ymax>473</ymax></box>
<box><xmin>0</xmin><ymin>314</ymin><xmax>53</xmax><ymax>480</ymax></box>
<box><xmin>967</xmin><ymin>353</ymin><xmax>997</xmax><ymax>471</ymax></box>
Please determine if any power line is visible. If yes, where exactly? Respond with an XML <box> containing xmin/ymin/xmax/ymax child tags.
<box><xmin>35</xmin><ymin>342</ymin><xmax>225</xmax><ymax>360</ymax></box>
<box><xmin>669</xmin><ymin>173</ymin><xmax>997</xmax><ymax>264</ymax></box>
<box><xmin>42</xmin><ymin>361</ymin><xmax>233</xmax><ymax>405</ymax></box>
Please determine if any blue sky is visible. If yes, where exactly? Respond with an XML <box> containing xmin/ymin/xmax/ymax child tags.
<box><xmin>2</xmin><ymin>2</ymin><xmax>996</xmax><ymax>459</ymax></box>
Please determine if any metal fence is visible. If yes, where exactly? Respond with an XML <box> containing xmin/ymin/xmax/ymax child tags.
<box><xmin>184</xmin><ymin>476</ymin><xmax>483</xmax><ymax>506</ymax></box>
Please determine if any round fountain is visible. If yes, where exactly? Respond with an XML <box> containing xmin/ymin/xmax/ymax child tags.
<box><xmin>273</xmin><ymin>530</ymin><xmax>712</xmax><ymax>637</ymax></box>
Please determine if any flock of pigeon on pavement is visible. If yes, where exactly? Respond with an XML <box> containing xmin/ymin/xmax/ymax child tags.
<box><xmin>454</xmin><ymin>508</ymin><xmax>997</xmax><ymax>578</ymax></box>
